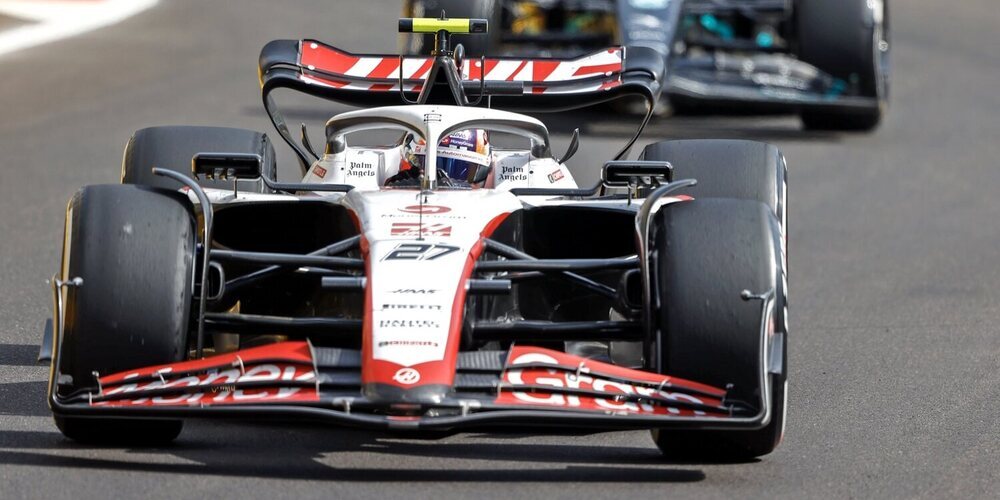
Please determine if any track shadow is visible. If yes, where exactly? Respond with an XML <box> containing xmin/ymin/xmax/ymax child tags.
<box><xmin>0</xmin><ymin>431</ymin><xmax>63</xmax><ymax>448</ymax></box>
<box><xmin>0</xmin><ymin>344</ymin><xmax>42</xmax><ymax>367</ymax></box>
<box><xmin>0</xmin><ymin>381</ymin><xmax>50</xmax><ymax>417</ymax></box>
<box><xmin>0</xmin><ymin>422</ymin><xmax>707</xmax><ymax>483</ymax></box>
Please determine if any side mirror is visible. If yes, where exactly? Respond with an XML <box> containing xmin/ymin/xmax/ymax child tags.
<box><xmin>601</xmin><ymin>160</ymin><xmax>673</xmax><ymax>187</ymax></box>
<box><xmin>192</xmin><ymin>153</ymin><xmax>262</xmax><ymax>180</ymax></box>
<box><xmin>557</xmin><ymin>128</ymin><xmax>580</xmax><ymax>164</ymax></box>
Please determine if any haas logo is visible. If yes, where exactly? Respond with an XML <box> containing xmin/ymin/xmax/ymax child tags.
<box><xmin>393</xmin><ymin>368</ymin><xmax>421</xmax><ymax>385</ymax></box>
<box><xmin>399</xmin><ymin>205</ymin><xmax>451</xmax><ymax>214</ymax></box>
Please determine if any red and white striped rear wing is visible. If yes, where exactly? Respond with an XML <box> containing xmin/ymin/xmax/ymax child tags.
<box><xmin>258</xmin><ymin>39</ymin><xmax>665</xmax><ymax>112</ymax></box>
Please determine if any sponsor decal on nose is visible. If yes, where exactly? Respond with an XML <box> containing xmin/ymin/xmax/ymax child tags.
<box><xmin>388</xmin><ymin>288</ymin><xmax>439</xmax><ymax>294</ymax></box>
<box><xmin>399</xmin><ymin>204</ymin><xmax>451</xmax><ymax>214</ymax></box>
<box><xmin>393</xmin><ymin>367</ymin><xmax>421</xmax><ymax>385</ymax></box>
<box><xmin>390</xmin><ymin>222</ymin><xmax>452</xmax><ymax>237</ymax></box>
<box><xmin>379</xmin><ymin>319</ymin><xmax>440</xmax><ymax>328</ymax></box>
<box><xmin>381</xmin><ymin>304</ymin><xmax>443</xmax><ymax>310</ymax></box>
<box><xmin>381</xmin><ymin>243</ymin><xmax>460</xmax><ymax>261</ymax></box>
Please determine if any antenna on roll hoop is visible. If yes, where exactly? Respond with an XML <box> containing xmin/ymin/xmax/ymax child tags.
<box><xmin>397</xmin><ymin>12</ymin><xmax>489</xmax><ymax>106</ymax></box>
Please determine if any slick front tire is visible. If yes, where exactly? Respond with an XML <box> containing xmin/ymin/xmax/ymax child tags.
<box><xmin>54</xmin><ymin>184</ymin><xmax>195</xmax><ymax>444</ymax></box>
<box><xmin>651</xmin><ymin>198</ymin><xmax>787</xmax><ymax>460</ymax></box>
<box><xmin>121</xmin><ymin>125</ymin><xmax>277</xmax><ymax>192</ymax></box>
<box><xmin>796</xmin><ymin>0</ymin><xmax>889</xmax><ymax>131</ymax></box>
<box><xmin>640</xmin><ymin>143</ymin><xmax>790</xmax><ymax>432</ymax></box>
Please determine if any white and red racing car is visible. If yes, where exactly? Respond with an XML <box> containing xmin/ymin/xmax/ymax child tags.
<box><xmin>42</xmin><ymin>16</ymin><xmax>788</xmax><ymax>459</ymax></box>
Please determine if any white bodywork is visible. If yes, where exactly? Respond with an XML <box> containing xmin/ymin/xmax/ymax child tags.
<box><xmin>345</xmin><ymin>189</ymin><xmax>520</xmax><ymax>367</ymax></box>
<box><xmin>318</xmin><ymin>106</ymin><xmax>576</xmax><ymax>373</ymax></box>
<box><xmin>301</xmin><ymin>105</ymin><xmax>578</xmax><ymax>191</ymax></box>
<box><xmin>198</xmin><ymin>105</ymin><xmax>683</xmax><ymax>379</ymax></box>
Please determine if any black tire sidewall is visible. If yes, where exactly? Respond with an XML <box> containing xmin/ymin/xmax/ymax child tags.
<box><xmin>641</xmin><ymin>139</ymin><xmax>786</xmax><ymax>229</ymax></box>
<box><xmin>796</xmin><ymin>0</ymin><xmax>888</xmax><ymax>130</ymax></box>
<box><xmin>651</xmin><ymin>198</ymin><xmax>786</xmax><ymax>458</ymax></box>
<box><xmin>796</xmin><ymin>0</ymin><xmax>879</xmax><ymax>95</ymax></box>
<box><xmin>58</xmin><ymin>184</ymin><xmax>195</xmax><ymax>395</ymax></box>
<box><xmin>121</xmin><ymin>126</ymin><xmax>277</xmax><ymax>192</ymax></box>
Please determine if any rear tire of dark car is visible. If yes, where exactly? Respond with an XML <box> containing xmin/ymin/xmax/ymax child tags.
<box><xmin>53</xmin><ymin>184</ymin><xmax>195</xmax><ymax>445</ymax></box>
<box><xmin>403</xmin><ymin>0</ymin><xmax>503</xmax><ymax>57</ymax></box>
<box><xmin>795</xmin><ymin>0</ymin><xmax>888</xmax><ymax>131</ymax></box>
<box><xmin>650</xmin><ymin>198</ymin><xmax>786</xmax><ymax>460</ymax></box>
<box><xmin>121</xmin><ymin>126</ymin><xmax>276</xmax><ymax>192</ymax></box>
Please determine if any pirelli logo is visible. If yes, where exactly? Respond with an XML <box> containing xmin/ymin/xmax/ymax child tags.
<box><xmin>390</xmin><ymin>222</ymin><xmax>452</xmax><ymax>237</ymax></box>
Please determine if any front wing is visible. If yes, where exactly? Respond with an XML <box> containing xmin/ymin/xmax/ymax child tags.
<box><xmin>50</xmin><ymin>341</ymin><xmax>768</xmax><ymax>431</ymax></box>
<box><xmin>667</xmin><ymin>59</ymin><xmax>881</xmax><ymax>112</ymax></box>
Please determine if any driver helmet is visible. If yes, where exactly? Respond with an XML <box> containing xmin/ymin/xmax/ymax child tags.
<box><xmin>401</xmin><ymin>129</ymin><xmax>491</xmax><ymax>183</ymax></box>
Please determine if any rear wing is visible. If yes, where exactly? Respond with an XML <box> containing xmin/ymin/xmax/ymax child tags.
<box><xmin>260</xmin><ymin>39</ymin><xmax>664</xmax><ymax>111</ymax></box>
<box><xmin>259</xmin><ymin>38</ymin><xmax>664</xmax><ymax>171</ymax></box>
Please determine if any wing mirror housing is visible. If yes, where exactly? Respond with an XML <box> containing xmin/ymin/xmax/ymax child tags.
<box><xmin>601</xmin><ymin>160</ymin><xmax>673</xmax><ymax>187</ymax></box>
<box><xmin>557</xmin><ymin>128</ymin><xmax>580</xmax><ymax>164</ymax></box>
<box><xmin>192</xmin><ymin>153</ymin><xmax>263</xmax><ymax>180</ymax></box>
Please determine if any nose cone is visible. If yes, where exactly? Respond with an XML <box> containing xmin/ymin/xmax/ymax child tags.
<box><xmin>363</xmin><ymin>382</ymin><xmax>450</xmax><ymax>405</ymax></box>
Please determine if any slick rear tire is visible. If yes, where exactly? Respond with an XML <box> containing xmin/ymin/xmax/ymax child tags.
<box><xmin>651</xmin><ymin>198</ymin><xmax>786</xmax><ymax>460</ymax></box>
<box><xmin>54</xmin><ymin>184</ymin><xmax>195</xmax><ymax>445</ymax></box>
<box><xmin>403</xmin><ymin>0</ymin><xmax>502</xmax><ymax>57</ymax></box>
<box><xmin>121</xmin><ymin>126</ymin><xmax>277</xmax><ymax>192</ymax></box>
<box><xmin>640</xmin><ymin>139</ymin><xmax>787</xmax><ymax>229</ymax></box>
<box><xmin>796</xmin><ymin>0</ymin><xmax>888</xmax><ymax>131</ymax></box>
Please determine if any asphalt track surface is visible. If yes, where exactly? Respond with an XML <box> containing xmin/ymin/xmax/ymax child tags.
<box><xmin>1</xmin><ymin>1</ymin><xmax>998</xmax><ymax>498</ymax></box>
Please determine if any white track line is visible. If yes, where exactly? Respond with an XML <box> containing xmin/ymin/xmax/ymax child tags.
<box><xmin>0</xmin><ymin>0</ymin><xmax>158</xmax><ymax>58</ymax></box>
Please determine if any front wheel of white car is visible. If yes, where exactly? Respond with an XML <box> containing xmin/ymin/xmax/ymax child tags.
<box><xmin>650</xmin><ymin>198</ymin><xmax>787</xmax><ymax>460</ymax></box>
<box><xmin>52</xmin><ymin>184</ymin><xmax>194</xmax><ymax>445</ymax></box>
